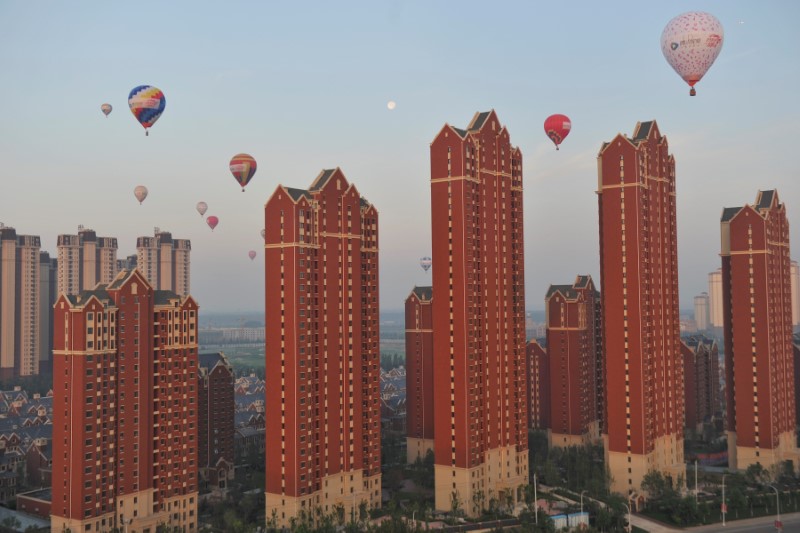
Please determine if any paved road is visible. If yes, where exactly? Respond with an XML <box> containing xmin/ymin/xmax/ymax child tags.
<box><xmin>629</xmin><ymin>511</ymin><xmax>800</xmax><ymax>532</ymax></box>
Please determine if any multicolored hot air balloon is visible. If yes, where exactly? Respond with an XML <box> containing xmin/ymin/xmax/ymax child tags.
<box><xmin>420</xmin><ymin>257</ymin><xmax>432</xmax><ymax>273</ymax></box>
<box><xmin>206</xmin><ymin>216</ymin><xmax>219</xmax><ymax>231</ymax></box>
<box><xmin>134</xmin><ymin>185</ymin><xmax>148</xmax><ymax>205</ymax></box>
<box><xmin>101</xmin><ymin>103</ymin><xmax>112</xmax><ymax>117</ymax></box>
<box><xmin>128</xmin><ymin>85</ymin><xmax>166</xmax><ymax>135</ymax></box>
<box><xmin>229</xmin><ymin>154</ymin><xmax>257</xmax><ymax>192</ymax></box>
<box><xmin>544</xmin><ymin>114</ymin><xmax>572</xmax><ymax>150</ymax></box>
<box><xmin>196</xmin><ymin>201</ymin><xmax>208</xmax><ymax>217</ymax></box>
<box><xmin>248</xmin><ymin>250</ymin><xmax>257</xmax><ymax>260</ymax></box>
<box><xmin>661</xmin><ymin>12</ymin><xmax>724</xmax><ymax>96</ymax></box>
<box><xmin>261</xmin><ymin>228</ymin><xmax>266</xmax><ymax>240</ymax></box>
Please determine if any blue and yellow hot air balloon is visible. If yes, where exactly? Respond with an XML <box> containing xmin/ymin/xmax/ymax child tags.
<box><xmin>128</xmin><ymin>85</ymin><xmax>166</xmax><ymax>136</ymax></box>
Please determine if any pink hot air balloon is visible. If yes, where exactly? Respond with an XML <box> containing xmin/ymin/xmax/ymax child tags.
<box><xmin>206</xmin><ymin>216</ymin><xmax>219</xmax><ymax>231</ymax></box>
<box><xmin>248</xmin><ymin>250</ymin><xmax>257</xmax><ymax>260</ymax></box>
<box><xmin>134</xmin><ymin>185</ymin><xmax>148</xmax><ymax>205</ymax></box>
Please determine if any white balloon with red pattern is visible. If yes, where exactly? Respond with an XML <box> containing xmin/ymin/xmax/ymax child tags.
<box><xmin>661</xmin><ymin>12</ymin><xmax>724</xmax><ymax>92</ymax></box>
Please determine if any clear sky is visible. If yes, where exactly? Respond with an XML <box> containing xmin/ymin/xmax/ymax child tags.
<box><xmin>1</xmin><ymin>1</ymin><xmax>798</xmax><ymax>313</ymax></box>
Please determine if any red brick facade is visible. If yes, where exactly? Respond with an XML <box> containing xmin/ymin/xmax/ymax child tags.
<box><xmin>264</xmin><ymin>168</ymin><xmax>381</xmax><ymax>526</ymax></box>
<box><xmin>405</xmin><ymin>287</ymin><xmax>434</xmax><ymax>462</ymax></box>
<box><xmin>526</xmin><ymin>340</ymin><xmax>549</xmax><ymax>431</ymax></box>
<box><xmin>721</xmin><ymin>190</ymin><xmax>798</xmax><ymax>469</ymax></box>
<box><xmin>598</xmin><ymin>121</ymin><xmax>684</xmax><ymax>494</ymax></box>
<box><xmin>51</xmin><ymin>269</ymin><xmax>198</xmax><ymax>533</ymax></box>
<box><xmin>545</xmin><ymin>276</ymin><xmax>602</xmax><ymax>446</ymax></box>
<box><xmin>198</xmin><ymin>352</ymin><xmax>235</xmax><ymax>489</ymax></box>
<box><xmin>430</xmin><ymin>111</ymin><xmax>528</xmax><ymax>515</ymax></box>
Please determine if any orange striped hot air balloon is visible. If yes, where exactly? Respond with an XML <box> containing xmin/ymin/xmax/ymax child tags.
<box><xmin>229</xmin><ymin>153</ymin><xmax>257</xmax><ymax>192</ymax></box>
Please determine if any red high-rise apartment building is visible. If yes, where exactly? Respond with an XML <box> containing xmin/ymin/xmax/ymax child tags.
<box><xmin>51</xmin><ymin>269</ymin><xmax>198</xmax><ymax>533</ymax></box>
<box><xmin>430</xmin><ymin>111</ymin><xmax>528</xmax><ymax>516</ymax></box>
<box><xmin>598</xmin><ymin>121</ymin><xmax>685</xmax><ymax>494</ymax></box>
<box><xmin>721</xmin><ymin>190</ymin><xmax>799</xmax><ymax>470</ymax></box>
<box><xmin>198</xmin><ymin>352</ymin><xmax>235</xmax><ymax>490</ymax></box>
<box><xmin>264</xmin><ymin>168</ymin><xmax>381</xmax><ymax>527</ymax></box>
<box><xmin>681</xmin><ymin>336</ymin><xmax>721</xmax><ymax>433</ymax></box>
<box><xmin>526</xmin><ymin>339</ymin><xmax>549</xmax><ymax>431</ymax></box>
<box><xmin>545</xmin><ymin>275</ymin><xmax>602</xmax><ymax>447</ymax></box>
<box><xmin>405</xmin><ymin>286</ymin><xmax>434</xmax><ymax>463</ymax></box>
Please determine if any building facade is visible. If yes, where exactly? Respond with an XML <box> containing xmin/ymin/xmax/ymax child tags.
<box><xmin>721</xmin><ymin>190</ymin><xmax>799</xmax><ymax>470</ymax></box>
<box><xmin>264</xmin><ymin>168</ymin><xmax>381</xmax><ymax>527</ymax></box>
<box><xmin>597</xmin><ymin>121</ymin><xmax>685</xmax><ymax>494</ymax></box>
<box><xmin>708</xmin><ymin>269</ymin><xmax>724</xmax><ymax>329</ymax></box>
<box><xmin>51</xmin><ymin>269</ymin><xmax>198</xmax><ymax>533</ymax></box>
<box><xmin>681</xmin><ymin>336</ymin><xmax>721</xmax><ymax>433</ymax></box>
<box><xmin>136</xmin><ymin>230</ymin><xmax>191</xmax><ymax>297</ymax></box>
<box><xmin>405</xmin><ymin>286</ymin><xmax>434</xmax><ymax>463</ymax></box>
<box><xmin>430</xmin><ymin>111</ymin><xmax>528</xmax><ymax>516</ymax></box>
<box><xmin>57</xmin><ymin>226</ymin><xmax>118</xmax><ymax>297</ymax></box>
<box><xmin>526</xmin><ymin>339</ymin><xmax>549</xmax><ymax>431</ymax></box>
<box><xmin>198</xmin><ymin>352</ymin><xmax>235</xmax><ymax>490</ymax></box>
<box><xmin>694</xmin><ymin>292</ymin><xmax>710</xmax><ymax>332</ymax></box>
<box><xmin>791</xmin><ymin>260</ymin><xmax>799</xmax><ymax>327</ymax></box>
<box><xmin>38</xmin><ymin>251</ymin><xmax>57</xmax><ymax>375</ymax></box>
<box><xmin>0</xmin><ymin>226</ymin><xmax>41</xmax><ymax>379</ymax></box>
<box><xmin>545</xmin><ymin>276</ymin><xmax>602</xmax><ymax>448</ymax></box>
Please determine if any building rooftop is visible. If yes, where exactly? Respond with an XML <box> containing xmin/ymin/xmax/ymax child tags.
<box><xmin>412</xmin><ymin>286</ymin><xmax>432</xmax><ymax>301</ymax></box>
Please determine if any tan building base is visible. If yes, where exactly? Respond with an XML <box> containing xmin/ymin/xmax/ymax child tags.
<box><xmin>608</xmin><ymin>433</ymin><xmax>685</xmax><ymax>495</ymax></box>
<box><xmin>434</xmin><ymin>445</ymin><xmax>528</xmax><ymax>518</ymax></box>
<box><xmin>407</xmin><ymin>437</ymin><xmax>434</xmax><ymax>464</ymax></box>
<box><xmin>51</xmin><ymin>489</ymin><xmax>198</xmax><ymax>533</ymax></box>
<box><xmin>728</xmin><ymin>430</ymin><xmax>800</xmax><ymax>472</ymax></box>
<box><xmin>266</xmin><ymin>469</ymin><xmax>381</xmax><ymax>529</ymax></box>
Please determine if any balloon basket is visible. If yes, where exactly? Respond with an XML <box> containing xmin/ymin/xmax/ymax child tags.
<box><xmin>690</xmin><ymin>88</ymin><xmax>696</xmax><ymax>96</ymax></box>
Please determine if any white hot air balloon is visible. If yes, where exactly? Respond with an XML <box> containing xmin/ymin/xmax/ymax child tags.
<box><xmin>101</xmin><ymin>103</ymin><xmax>112</xmax><ymax>117</ymax></box>
<box><xmin>134</xmin><ymin>185</ymin><xmax>148</xmax><ymax>205</ymax></box>
<box><xmin>661</xmin><ymin>11</ymin><xmax>724</xmax><ymax>96</ymax></box>
<box><xmin>387</xmin><ymin>101</ymin><xmax>396</xmax><ymax>110</ymax></box>
<box><xmin>261</xmin><ymin>228</ymin><xmax>266</xmax><ymax>240</ymax></box>
<box><xmin>196</xmin><ymin>201</ymin><xmax>208</xmax><ymax>217</ymax></box>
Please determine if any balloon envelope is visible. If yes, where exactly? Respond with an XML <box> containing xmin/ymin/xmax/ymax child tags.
<box><xmin>206</xmin><ymin>216</ymin><xmax>219</xmax><ymax>231</ymax></box>
<box><xmin>101</xmin><ymin>103</ymin><xmax>112</xmax><ymax>117</ymax></box>
<box><xmin>661</xmin><ymin>12</ymin><xmax>724</xmax><ymax>95</ymax></box>
<box><xmin>229</xmin><ymin>154</ymin><xmax>257</xmax><ymax>191</ymax></box>
<box><xmin>248</xmin><ymin>250</ymin><xmax>257</xmax><ymax>260</ymax></box>
<box><xmin>543</xmin><ymin>114</ymin><xmax>572</xmax><ymax>149</ymax></box>
<box><xmin>134</xmin><ymin>185</ymin><xmax>148</xmax><ymax>204</ymax></box>
<box><xmin>420</xmin><ymin>257</ymin><xmax>432</xmax><ymax>272</ymax></box>
<box><xmin>196</xmin><ymin>201</ymin><xmax>208</xmax><ymax>216</ymax></box>
<box><xmin>261</xmin><ymin>229</ymin><xmax>266</xmax><ymax>240</ymax></box>
<box><xmin>128</xmin><ymin>85</ymin><xmax>166</xmax><ymax>134</ymax></box>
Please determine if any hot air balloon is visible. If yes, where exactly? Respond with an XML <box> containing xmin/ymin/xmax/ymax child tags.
<box><xmin>134</xmin><ymin>185</ymin><xmax>148</xmax><ymax>205</ymax></box>
<box><xmin>101</xmin><ymin>103</ymin><xmax>112</xmax><ymax>117</ymax></box>
<box><xmin>229</xmin><ymin>154</ymin><xmax>257</xmax><ymax>192</ymax></box>
<box><xmin>128</xmin><ymin>85</ymin><xmax>166</xmax><ymax>135</ymax></box>
<box><xmin>661</xmin><ymin>12</ymin><xmax>724</xmax><ymax>96</ymax></box>
<box><xmin>420</xmin><ymin>257</ymin><xmax>432</xmax><ymax>273</ymax></box>
<box><xmin>248</xmin><ymin>250</ymin><xmax>257</xmax><ymax>261</ymax></box>
<box><xmin>196</xmin><ymin>202</ymin><xmax>208</xmax><ymax>217</ymax></box>
<box><xmin>544</xmin><ymin>114</ymin><xmax>572</xmax><ymax>150</ymax></box>
<box><xmin>261</xmin><ymin>229</ymin><xmax>266</xmax><ymax>240</ymax></box>
<box><xmin>206</xmin><ymin>216</ymin><xmax>219</xmax><ymax>231</ymax></box>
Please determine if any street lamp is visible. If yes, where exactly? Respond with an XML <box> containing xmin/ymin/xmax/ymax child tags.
<box><xmin>120</xmin><ymin>516</ymin><xmax>133</xmax><ymax>533</ymax></box>
<box><xmin>623</xmin><ymin>503</ymin><xmax>632</xmax><ymax>533</ymax></box>
<box><xmin>767</xmin><ymin>484</ymin><xmax>782</xmax><ymax>532</ymax></box>
<box><xmin>580</xmin><ymin>490</ymin><xmax>588</xmax><ymax>530</ymax></box>
<box><xmin>721</xmin><ymin>473</ymin><xmax>727</xmax><ymax>527</ymax></box>
<box><xmin>533</xmin><ymin>473</ymin><xmax>538</xmax><ymax>525</ymax></box>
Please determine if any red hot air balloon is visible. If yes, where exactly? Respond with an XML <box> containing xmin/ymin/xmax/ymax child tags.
<box><xmin>248</xmin><ymin>250</ymin><xmax>256</xmax><ymax>260</ymax></box>
<box><xmin>229</xmin><ymin>154</ymin><xmax>257</xmax><ymax>192</ymax></box>
<box><xmin>206</xmin><ymin>216</ymin><xmax>219</xmax><ymax>231</ymax></box>
<box><xmin>544</xmin><ymin>114</ymin><xmax>572</xmax><ymax>150</ymax></box>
